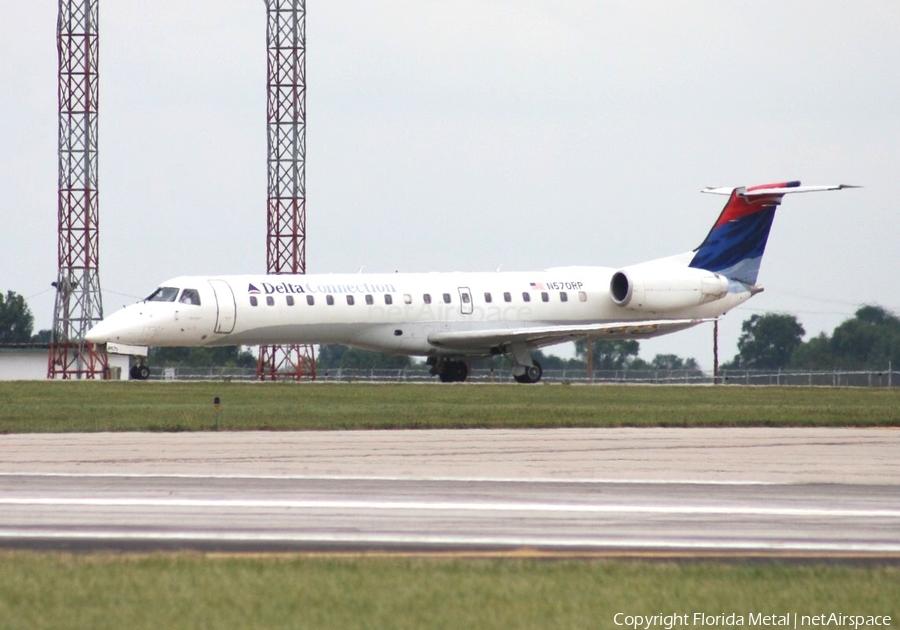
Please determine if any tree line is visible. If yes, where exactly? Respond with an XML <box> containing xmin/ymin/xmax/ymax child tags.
<box><xmin>724</xmin><ymin>305</ymin><xmax>900</xmax><ymax>370</ymax></box>
<box><xmin>2</xmin><ymin>289</ymin><xmax>897</xmax><ymax>372</ymax></box>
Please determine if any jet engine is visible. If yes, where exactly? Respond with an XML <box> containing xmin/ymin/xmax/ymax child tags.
<box><xmin>610</xmin><ymin>266</ymin><xmax>729</xmax><ymax>312</ymax></box>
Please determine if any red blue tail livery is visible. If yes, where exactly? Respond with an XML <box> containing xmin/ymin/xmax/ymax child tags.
<box><xmin>689</xmin><ymin>182</ymin><xmax>855</xmax><ymax>285</ymax></box>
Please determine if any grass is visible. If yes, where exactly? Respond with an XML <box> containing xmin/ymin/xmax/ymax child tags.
<box><xmin>1</xmin><ymin>381</ymin><xmax>898</xmax><ymax>432</ymax></box>
<box><xmin>0</xmin><ymin>554</ymin><xmax>897</xmax><ymax>630</ymax></box>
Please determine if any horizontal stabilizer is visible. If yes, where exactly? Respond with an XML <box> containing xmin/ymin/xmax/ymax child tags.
<box><xmin>702</xmin><ymin>183</ymin><xmax>860</xmax><ymax>196</ymax></box>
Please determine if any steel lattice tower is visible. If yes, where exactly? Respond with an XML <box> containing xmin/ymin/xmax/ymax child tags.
<box><xmin>257</xmin><ymin>0</ymin><xmax>316</xmax><ymax>380</ymax></box>
<box><xmin>49</xmin><ymin>0</ymin><xmax>108</xmax><ymax>379</ymax></box>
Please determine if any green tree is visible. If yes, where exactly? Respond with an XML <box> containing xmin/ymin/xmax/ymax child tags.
<box><xmin>828</xmin><ymin>305</ymin><xmax>900</xmax><ymax>369</ymax></box>
<box><xmin>650</xmin><ymin>354</ymin><xmax>700</xmax><ymax>371</ymax></box>
<box><xmin>149</xmin><ymin>346</ymin><xmax>257</xmax><ymax>368</ymax></box>
<box><xmin>31</xmin><ymin>329</ymin><xmax>52</xmax><ymax>343</ymax></box>
<box><xmin>316</xmin><ymin>344</ymin><xmax>412</xmax><ymax>371</ymax></box>
<box><xmin>575</xmin><ymin>339</ymin><xmax>641</xmax><ymax>370</ymax></box>
<box><xmin>789</xmin><ymin>332</ymin><xmax>834</xmax><ymax>369</ymax></box>
<box><xmin>0</xmin><ymin>291</ymin><xmax>34</xmax><ymax>343</ymax></box>
<box><xmin>531</xmin><ymin>349</ymin><xmax>585</xmax><ymax>370</ymax></box>
<box><xmin>728</xmin><ymin>313</ymin><xmax>805</xmax><ymax>369</ymax></box>
<box><xmin>788</xmin><ymin>305</ymin><xmax>900</xmax><ymax>370</ymax></box>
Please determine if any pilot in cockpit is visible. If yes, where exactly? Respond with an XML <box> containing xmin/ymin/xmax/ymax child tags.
<box><xmin>178</xmin><ymin>289</ymin><xmax>201</xmax><ymax>305</ymax></box>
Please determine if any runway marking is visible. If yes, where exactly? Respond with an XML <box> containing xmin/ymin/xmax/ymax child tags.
<box><xmin>0</xmin><ymin>528</ymin><xmax>898</xmax><ymax>554</ymax></box>
<box><xmin>3</xmin><ymin>497</ymin><xmax>899</xmax><ymax>518</ymax></box>
<box><xmin>0</xmin><ymin>472</ymin><xmax>780</xmax><ymax>485</ymax></box>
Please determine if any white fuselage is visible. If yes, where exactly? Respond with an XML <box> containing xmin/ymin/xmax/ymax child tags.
<box><xmin>87</xmin><ymin>263</ymin><xmax>751</xmax><ymax>357</ymax></box>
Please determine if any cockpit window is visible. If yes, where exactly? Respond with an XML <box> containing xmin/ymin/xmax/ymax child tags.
<box><xmin>179</xmin><ymin>289</ymin><xmax>201</xmax><ymax>305</ymax></box>
<box><xmin>145</xmin><ymin>287</ymin><xmax>179</xmax><ymax>302</ymax></box>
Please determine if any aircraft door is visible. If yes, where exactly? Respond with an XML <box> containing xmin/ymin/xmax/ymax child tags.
<box><xmin>458</xmin><ymin>287</ymin><xmax>473</xmax><ymax>315</ymax></box>
<box><xmin>208</xmin><ymin>279</ymin><xmax>236</xmax><ymax>334</ymax></box>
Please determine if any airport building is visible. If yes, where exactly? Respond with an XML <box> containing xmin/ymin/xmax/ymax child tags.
<box><xmin>0</xmin><ymin>344</ymin><xmax>130</xmax><ymax>380</ymax></box>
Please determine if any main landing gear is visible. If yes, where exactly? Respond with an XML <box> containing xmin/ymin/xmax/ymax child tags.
<box><xmin>513</xmin><ymin>360</ymin><xmax>542</xmax><ymax>384</ymax></box>
<box><xmin>508</xmin><ymin>343</ymin><xmax>543</xmax><ymax>384</ymax></box>
<box><xmin>428</xmin><ymin>355</ymin><xmax>543</xmax><ymax>384</ymax></box>
<box><xmin>428</xmin><ymin>357</ymin><xmax>469</xmax><ymax>383</ymax></box>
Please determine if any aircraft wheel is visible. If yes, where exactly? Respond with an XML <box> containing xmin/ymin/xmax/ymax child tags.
<box><xmin>526</xmin><ymin>360</ymin><xmax>542</xmax><ymax>383</ymax></box>
<box><xmin>439</xmin><ymin>360</ymin><xmax>468</xmax><ymax>383</ymax></box>
<box><xmin>136</xmin><ymin>365</ymin><xmax>151</xmax><ymax>380</ymax></box>
<box><xmin>514</xmin><ymin>360</ymin><xmax>542</xmax><ymax>384</ymax></box>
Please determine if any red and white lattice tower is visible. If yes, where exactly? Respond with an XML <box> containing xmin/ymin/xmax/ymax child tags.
<box><xmin>49</xmin><ymin>0</ymin><xmax>108</xmax><ymax>379</ymax></box>
<box><xmin>257</xmin><ymin>0</ymin><xmax>316</xmax><ymax>380</ymax></box>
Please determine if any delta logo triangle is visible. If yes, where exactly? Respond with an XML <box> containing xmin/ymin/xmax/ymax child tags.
<box><xmin>248</xmin><ymin>283</ymin><xmax>261</xmax><ymax>295</ymax></box>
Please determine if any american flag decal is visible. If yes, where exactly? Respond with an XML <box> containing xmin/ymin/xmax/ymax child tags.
<box><xmin>529</xmin><ymin>282</ymin><xmax>546</xmax><ymax>290</ymax></box>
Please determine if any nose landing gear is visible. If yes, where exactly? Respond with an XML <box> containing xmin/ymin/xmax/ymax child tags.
<box><xmin>129</xmin><ymin>361</ymin><xmax>151</xmax><ymax>380</ymax></box>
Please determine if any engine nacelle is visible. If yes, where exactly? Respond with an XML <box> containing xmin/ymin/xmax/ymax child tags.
<box><xmin>610</xmin><ymin>266</ymin><xmax>729</xmax><ymax>312</ymax></box>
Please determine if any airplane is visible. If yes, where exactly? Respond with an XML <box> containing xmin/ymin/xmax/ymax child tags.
<box><xmin>85</xmin><ymin>181</ymin><xmax>855</xmax><ymax>382</ymax></box>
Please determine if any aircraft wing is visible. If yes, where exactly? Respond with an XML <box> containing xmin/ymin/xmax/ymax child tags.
<box><xmin>427</xmin><ymin>318</ymin><xmax>709</xmax><ymax>352</ymax></box>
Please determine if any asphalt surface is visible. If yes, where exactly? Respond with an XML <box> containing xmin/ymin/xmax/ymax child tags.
<box><xmin>1</xmin><ymin>429</ymin><xmax>898</xmax><ymax>555</ymax></box>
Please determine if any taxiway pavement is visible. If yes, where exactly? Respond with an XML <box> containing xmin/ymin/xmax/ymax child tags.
<box><xmin>1</xmin><ymin>429</ymin><xmax>897</xmax><ymax>554</ymax></box>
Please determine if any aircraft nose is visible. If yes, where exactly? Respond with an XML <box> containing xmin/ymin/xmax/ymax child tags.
<box><xmin>85</xmin><ymin>310</ymin><xmax>141</xmax><ymax>344</ymax></box>
<box><xmin>84</xmin><ymin>318</ymin><xmax>116</xmax><ymax>344</ymax></box>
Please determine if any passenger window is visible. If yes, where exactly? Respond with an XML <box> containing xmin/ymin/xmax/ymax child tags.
<box><xmin>146</xmin><ymin>287</ymin><xmax>179</xmax><ymax>302</ymax></box>
<box><xmin>347</xmin><ymin>295</ymin><xmax>355</xmax><ymax>306</ymax></box>
<box><xmin>178</xmin><ymin>289</ymin><xmax>201</xmax><ymax>305</ymax></box>
<box><xmin>578</xmin><ymin>291</ymin><xmax>587</xmax><ymax>302</ymax></box>
<box><xmin>522</xmin><ymin>292</ymin><xmax>531</xmax><ymax>302</ymax></box>
<box><xmin>286</xmin><ymin>295</ymin><xmax>295</xmax><ymax>306</ymax></box>
<box><xmin>443</xmin><ymin>293</ymin><xmax>451</xmax><ymax>304</ymax></box>
<box><xmin>306</xmin><ymin>295</ymin><xmax>315</xmax><ymax>306</ymax></box>
<box><xmin>404</xmin><ymin>294</ymin><xmax>412</xmax><ymax>304</ymax></box>
<box><xmin>503</xmin><ymin>292</ymin><xmax>511</xmax><ymax>303</ymax></box>
<box><xmin>541</xmin><ymin>292</ymin><xmax>549</xmax><ymax>302</ymax></box>
<box><xmin>461</xmin><ymin>293</ymin><xmax>471</xmax><ymax>304</ymax></box>
<box><xmin>326</xmin><ymin>295</ymin><xmax>335</xmax><ymax>306</ymax></box>
<box><xmin>266</xmin><ymin>296</ymin><xmax>275</xmax><ymax>306</ymax></box>
<box><xmin>365</xmin><ymin>295</ymin><xmax>374</xmax><ymax>305</ymax></box>
<box><xmin>484</xmin><ymin>292</ymin><xmax>492</xmax><ymax>303</ymax></box>
<box><xmin>384</xmin><ymin>294</ymin><xmax>393</xmax><ymax>305</ymax></box>
<box><xmin>423</xmin><ymin>294</ymin><xmax>432</xmax><ymax>304</ymax></box>
<box><xmin>250</xmin><ymin>296</ymin><xmax>258</xmax><ymax>307</ymax></box>
<box><xmin>560</xmin><ymin>292</ymin><xmax>568</xmax><ymax>302</ymax></box>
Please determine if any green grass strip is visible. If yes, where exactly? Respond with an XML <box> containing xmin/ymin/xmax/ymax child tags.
<box><xmin>0</xmin><ymin>382</ymin><xmax>898</xmax><ymax>433</ymax></box>
<box><xmin>0</xmin><ymin>554</ymin><xmax>897</xmax><ymax>630</ymax></box>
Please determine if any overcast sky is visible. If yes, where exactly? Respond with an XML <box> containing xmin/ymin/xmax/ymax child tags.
<box><xmin>2</xmin><ymin>1</ymin><xmax>898</xmax><ymax>369</ymax></box>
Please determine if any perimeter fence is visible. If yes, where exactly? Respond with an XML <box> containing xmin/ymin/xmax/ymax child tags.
<box><xmin>149</xmin><ymin>365</ymin><xmax>900</xmax><ymax>387</ymax></box>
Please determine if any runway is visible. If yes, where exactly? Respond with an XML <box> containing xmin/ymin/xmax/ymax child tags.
<box><xmin>1</xmin><ymin>429</ymin><xmax>898</xmax><ymax>555</ymax></box>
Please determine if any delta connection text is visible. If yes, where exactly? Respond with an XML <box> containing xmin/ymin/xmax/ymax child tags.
<box><xmin>613</xmin><ymin>612</ymin><xmax>891</xmax><ymax>629</ymax></box>
<box><xmin>250</xmin><ymin>281</ymin><xmax>398</xmax><ymax>295</ymax></box>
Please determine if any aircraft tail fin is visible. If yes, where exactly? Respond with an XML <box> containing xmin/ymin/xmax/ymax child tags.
<box><xmin>688</xmin><ymin>181</ymin><xmax>856</xmax><ymax>285</ymax></box>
